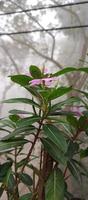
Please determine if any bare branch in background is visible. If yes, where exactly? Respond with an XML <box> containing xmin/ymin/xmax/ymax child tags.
<box><xmin>10</xmin><ymin>36</ymin><xmax>62</xmax><ymax>69</ymax></box>
<box><xmin>0</xmin><ymin>83</ymin><xmax>14</xmax><ymax>114</ymax></box>
<box><xmin>1</xmin><ymin>39</ymin><xmax>20</xmax><ymax>74</ymax></box>
<box><xmin>0</xmin><ymin>39</ymin><xmax>20</xmax><ymax>114</ymax></box>
<box><xmin>9</xmin><ymin>0</ymin><xmax>57</xmax><ymax>61</ymax></box>
<box><xmin>51</xmin><ymin>0</ymin><xmax>88</xmax><ymax>90</ymax></box>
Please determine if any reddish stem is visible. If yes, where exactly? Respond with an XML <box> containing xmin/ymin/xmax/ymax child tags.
<box><xmin>21</xmin><ymin>119</ymin><xmax>43</xmax><ymax>173</ymax></box>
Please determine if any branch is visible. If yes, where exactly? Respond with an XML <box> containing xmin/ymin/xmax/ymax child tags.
<box><xmin>0</xmin><ymin>83</ymin><xmax>14</xmax><ymax>114</ymax></box>
<box><xmin>1</xmin><ymin>39</ymin><xmax>20</xmax><ymax>74</ymax></box>
<box><xmin>9</xmin><ymin>0</ymin><xmax>56</xmax><ymax>59</ymax></box>
<box><xmin>51</xmin><ymin>0</ymin><xmax>88</xmax><ymax>86</ymax></box>
<box><xmin>10</xmin><ymin>37</ymin><xmax>62</xmax><ymax>69</ymax></box>
<box><xmin>10</xmin><ymin>36</ymin><xmax>73</xmax><ymax>85</ymax></box>
<box><xmin>20</xmin><ymin>119</ymin><xmax>44</xmax><ymax>173</ymax></box>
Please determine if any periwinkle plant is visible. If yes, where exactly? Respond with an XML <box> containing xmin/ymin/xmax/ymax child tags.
<box><xmin>0</xmin><ymin>65</ymin><xmax>88</xmax><ymax>200</ymax></box>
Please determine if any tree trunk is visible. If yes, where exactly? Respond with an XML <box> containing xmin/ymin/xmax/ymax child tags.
<box><xmin>38</xmin><ymin>150</ymin><xmax>53</xmax><ymax>200</ymax></box>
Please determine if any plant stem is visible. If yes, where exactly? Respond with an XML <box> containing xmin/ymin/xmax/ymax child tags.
<box><xmin>72</xmin><ymin>129</ymin><xmax>82</xmax><ymax>141</ymax></box>
<box><xmin>6</xmin><ymin>189</ymin><xmax>10</xmax><ymax>200</ymax></box>
<box><xmin>21</xmin><ymin>119</ymin><xmax>44</xmax><ymax>173</ymax></box>
<box><xmin>64</xmin><ymin>166</ymin><xmax>68</xmax><ymax>177</ymax></box>
<box><xmin>38</xmin><ymin>151</ymin><xmax>53</xmax><ymax>200</ymax></box>
<box><xmin>14</xmin><ymin>148</ymin><xmax>19</xmax><ymax>200</ymax></box>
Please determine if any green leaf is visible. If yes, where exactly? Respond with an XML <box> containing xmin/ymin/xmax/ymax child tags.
<box><xmin>48</xmin><ymin>86</ymin><xmax>72</xmax><ymax>101</ymax></box>
<box><xmin>9</xmin><ymin>109</ymin><xmax>33</xmax><ymax>115</ymax></box>
<box><xmin>43</xmin><ymin>124</ymin><xmax>67</xmax><ymax>153</ymax></box>
<box><xmin>13</xmin><ymin>125</ymin><xmax>35</xmax><ymax>135</ymax></box>
<box><xmin>2</xmin><ymin>125</ymin><xmax>35</xmax><ymax>140</ymax></box>
<box><xmin>52</xmin><ymin>67</ymin><xmax>77</xmax><ymax>77</ymax></box>
<box><xmin>0</xmin><ymin>128</ymin><xmax>11</xmax><ymax>134</ymax></box>
<box><xmin>67</xmin><ymin>160</ymin><xmax>79</xmax><ymax>180</ymax></box>
<box><xmin>2</xmin><ymin>98</ymin><xmax>39</xmax><ymax>108</ymax></box>
<box><xmin>80</xmin><ymin>148</ymin><xmax>88</xmax><ymax>158</ymax></box>
<box><xmin>16</xmin><ymin>158</ymin><xmax>27</xmax><ymax>169</ymax></box>
<box><xmin>7</xmin><ymin>173</ymin><xmax>15</xmax><ymax>193</ymax></box>
<box><xmin>67</xmin><ymin>115</ymin><xmax>78</xmax><ymax>128</ymax></box>
<box><xmin>25</xmin><ymin>86</ymin><xmax>44</xmax><ymax>100</ymax></box>
<box><xmin>83</xmin><ymin>111</ymin><xmax>88</xmax><ymax>117</ymax></box>
<box><xmin>66</xmin><ymin>141</ymin><xmax>79</xmax><ymax>160</ymax></box>
<box><xmin>78</xmin><ymin>115</ymin><xmax>88</xmax><ymax>130</ymax></box>
<box><xmin>9</xmin><ymin>114</ymin><xmax>20</xmax><ymax>122</ymax></box>
<box><xmin>52</xmin><ymin>67</ymin><xmax>88</xmax><ymax>77</ymax></box>
<box><xmin>0</xmin><ymin>119</ymin><xmax>15</xmax><ymax>129</ymax></box>
<box><xmin>0</xmin><ymin>162</ymin><xmax>12</xmax><ymax>182</ymax></box>
<box><xmin>19</xmin><ymin>173</ymin><xmax>33</xmax><ymax>186</ymax></box>
<box><xmin>48</xmin><ymin>111</ymin><xmax>75</xmax><ymax>118</ymax></box>
<box><xmin>51</xmin><ymin>96</ymin><xmax>81</xmax><ymax>112</ymax></box>
<box><xmin>10</xmin><ymin>74</ymin><xmax>32</xmax><ymax>86</ymax></box>
<box><xmin>17</xmin><ymin>116</ymin><xmax>40</xmax><ymax>128</ymax></box>
<box><xmin>19</xmin><ymin>193</ymin><xmax>32</xmax><ymax>200</ymax></box>
<box><xmin>72</xmin><ymin>159</ymin><xmax>88</xmax><ymax>177</ymax></box>
<box><xmin>45</xmin><ymin>169</ymin><xmax>65</xmax><ymax>200</ymax></box>
<box><xmin>29</xmin><ymin>65</ymin><xmax>42</xmax><ymax>78</ymax></box>
<box><xmin>0</xmin><ymin>139</ymin><xmax>27</xmax><ymax>152</ymax></box>
<box><xmin>42</xmin><ymin>138</ymin><xmax>67</xmax><ymax>165</ymax></box>
<box><xmin>78</xmin><ymin>67</ymin><xmax>88</xmax><ymax>73</ymax></box>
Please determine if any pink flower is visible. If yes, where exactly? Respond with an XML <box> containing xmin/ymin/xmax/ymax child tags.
<box><xmin>29</xmin><ymin>79</ymin><xmax>42</xmax><ymax>86</ymax></box>
<box><xmin>70</xmin><ymin>106</ymin><xmax>83</xmax><ymax>117</ymax></box>
<box><xmin>29</xmin><ymin>77</ymin><xmax>58</xmax><ymax>86</ymax></box>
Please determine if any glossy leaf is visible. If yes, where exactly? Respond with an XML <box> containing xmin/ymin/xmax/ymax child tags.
<box><xmin>67</xmin><ymin>160</ymin><xmax>79</xmax><ymax>180</ymax></box>
<box><xmin>78</xmin><ymin>116</ymin><xmax>88</xmax><ymax>130</ymax></box>
<box><xmin>25</xmin><ymin>86</ymin><xmax>42</xmax><ymax>99</ymax></box>
<box><xmin>42</xmin><ymin>138</ymin><xmax>67</xmax><ymax>165</ymax></box>
<box><xmin>78</xmin><ymin>67</ymin><xmax>88</xmax><ymax>73</ymax></box>
<box><xmin>0</xmin><ymin>162</ymin><xmax>12</xmax><ymax>182</ymax></box>
<box><xmin>72</xmin><ymin>159</ymin><xmax>88</xmax><ymax>177</ymax></box>
<box><xmin>0</xmin><ymin>127</ymin><xmax>11</xmax><ymax>134</ymax></box>
<box><xmin>7</xmin><ymin>173</ymin><xmax>15</xmax><ymax>192</ymax></box>
<box><xmin>52</xmin><ymin>67</ymin><xmax>88</xmax><ymax>77</ymax></box>
<box><xmin>16</xmin><ymin>158</ymin><xmax>27</xmax><ymax>169</ymax></box>
<box><xmin>19</xmin><ymin>173</ymin><xmax>33</xmax><ymax>186</ymax></box>
<box><xmin>43</xmin><ymin>124</ymin><xmax>67</xmax><ymax>153</ymax></box>
<box><xmin>9</xmin><ymin>114</ymin><xmax>20</xmax><ymax>122</ymax></box>
<box><xmin>48</xmin><ymin>86</ymin><xmax>72</xmax><ymax>101</ymax></box>
<box><xmin>2</xmin><ymin>125</ymin><xmax>35</xmax><ymax>140</ymax></box>
<box><xmin>10</xmin><ymin>74</ymin><xmax>32</xmax><ymax>86</ymax></box>
<box><xmin>0</xmin><ymin>139</ymin><xmax>27</xmax><ymax>152</ymax></box>
<box><xmin>2</xmin><ymin>98</ymin><xmax>39</xmax><ymax>108</ymax></box>
<box><xmin>80</xmin><ymin>148</ymin><xmax>88</xmax><ymax>158</ymax></box>
<box><xmin>19</xmin><ymin>193</ymin><xmax>32</xmax><ymax>200</ymax></box>
<box><xmin>29</xmin><ymin>65</ymin><xmax>42</xmax><ymax>78</ymax></box>
<box><xmin>0</xmin><ymin>119</ymin><xmax>15</xmax><ymax>129</ymax></box>
<box><xmin>66</xmin><ymin>141</ymin><xmax>79</xmax><ymax>160</ymax></box>
<box><xmin>45</xmin><ymin>169</ymin><xmax>65</xmax><ymax>200</ymax></box>
<box><xmin>51</xmin><ymin>96</ymin><xmax>81</xmax><ymax>112</ymax></box>
<box><xmin>52</xmin><ymin>67</ymin><xmax>77</xmax><ymax>77</ymax></box>
<box><xmin>67</xmin><ymin>115</ymin><xmax>78</xmax><ymax>128</ymax></box>
<box><xmin>17</xmin><ymin>116</ymin><xmax>40</xmax><ymax>128</ymax></box>
<box><xmin>9</xmin><ymin>109</ymin><xmax>33</xmax><ymax>115</ymax></box>
<box><xmin>48</xmin><ymin>111</ymin><xmax>75</xmax><ymax>118</ymax></box>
